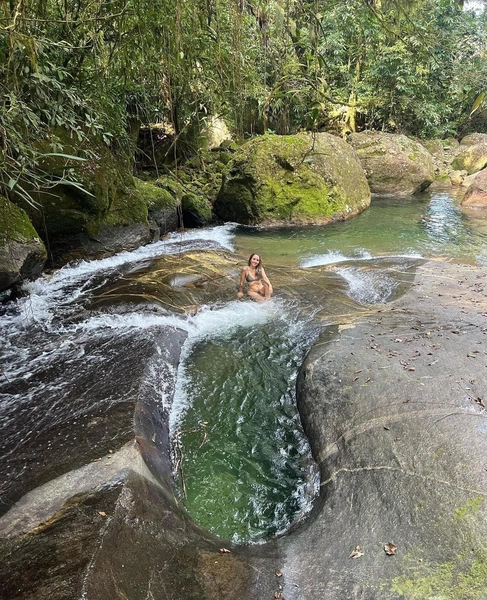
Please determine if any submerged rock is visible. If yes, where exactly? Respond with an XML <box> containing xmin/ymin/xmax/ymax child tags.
<box><xmin>214</xmin><ymin>132</ymin><xmax>370</xmax><ymax>225</ymax></box>
<box><xmin>348</xmin><ymin>132</ymin><xmax>435</xmax><ymax>196</ymax></box>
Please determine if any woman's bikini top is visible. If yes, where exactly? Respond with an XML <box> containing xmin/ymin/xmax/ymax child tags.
<box><xmin>246</xmin><ymin>271</ymin><xmax>259</xmax><ymax>283</ymax></box>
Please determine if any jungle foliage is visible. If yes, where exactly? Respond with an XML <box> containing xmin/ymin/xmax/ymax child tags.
<box><xmin>1</xmin><ymin>0</ymin><xmax>486</xmax><ymax>203</ymax></box>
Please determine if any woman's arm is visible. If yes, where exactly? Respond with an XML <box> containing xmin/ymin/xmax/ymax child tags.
<box><xmin>237</xmin><ymin>268</ymin><xmax>246</xmax><ymax>298</ymax></box>
<box><xmin>261</xmin><ymin>268</ymin><xmax>273</xmax><ymax>297</ymax></box>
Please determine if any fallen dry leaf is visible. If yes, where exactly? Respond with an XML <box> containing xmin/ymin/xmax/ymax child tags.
<box><xmin>384</xmin><ymin>542</ymin><xmax>397</xmax><ymax>555</ymax></box>
<box><xmin>219</xmin><ymin>548</ymin><xmax>231</xmax><ymax>554</ymax></box>
<box><xmin>274</xmin><ymin>593</ymin><xmax>282</xmax><ymax>599</ymax></box>
<box><xmin>275</xmin><ymin>571</ymin><xmax>283</xmax><ymax>577</ymax></box>
<box><xmin>349</xmin><ymin>545</ymin><xmax>364</xmax><ymax>559</ymax></box>
<box><xmin>98</xmin><ymin>511</ymin><xmax>106</xmax><ymax>517</ymax></box>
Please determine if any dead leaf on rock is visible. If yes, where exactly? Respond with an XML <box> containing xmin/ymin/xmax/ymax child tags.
<box><xmin>384</xmin><ymin>542</ymin><xmax>397</xmax><ymax>555</ymax></box>
<box><xmin>349</xmin><ymin>545</ymin><xmax>364</xmax><ymax>559</ymax></box>
<box><xmin>98</xmin><ymin>511</ymin><xmax>106</xmax><ymax>517</ymax></box>
<box><xmin>274</xmin><ymin>593</ymin><xmax>282</xmax><ymax>599</ymax></box>
<box><xmin>275</xmin><ymin>570</ymin><xmax>283</xmax><ymax>577</ymax></box>
<box><xmin>219</xmin><ymin>548</ymin><xmax>231</xmax><ymax>554</ymax></box>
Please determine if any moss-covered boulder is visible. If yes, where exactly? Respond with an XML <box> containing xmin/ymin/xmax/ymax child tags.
<box><xmin>21</xmin><ymin>135</ymin><xmax>151</xmax><ymax>263</ymax></box>
<box><xmin>181</xmin><ymin>193</ymin><xmax>213</xmax><ymax>227</ymax></box>
<box><xmin>214</xmin><ymin>132</ymin><xmax>370</xmax><ymax>225</ymax></box>
<box><xmin>451</xmin><ymin>143</ymin><xmax>487</xmax><ymax>175</ymax></box>
<box><xmin>460</xmin><ymin>133</ymin><xmax>487</xmax><ymax>146</ymax></box>
<box><xmin>0</xmin><ymin>196</ymin><xmax>47</xmax><ymax>291</ymax></box>
<box><xmin>134</xmin><ymin>178</ymin><xmax>179</xmax><ymax>239</ymax></box>
<box><xmin>347</xmin><ymin>132</ymin><xmax>435</xmax><ymax>196</ymax></box>
<box><xmin>461</xmin><ymin>169</ymin><xmax>487</xmax><ymax>208</ymax></box>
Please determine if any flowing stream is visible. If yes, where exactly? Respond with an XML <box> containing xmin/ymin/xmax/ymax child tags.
<box><xmin>1</xmin><ymin>190</ymin><xmax>487</xmax><ymax>543</ymax></box>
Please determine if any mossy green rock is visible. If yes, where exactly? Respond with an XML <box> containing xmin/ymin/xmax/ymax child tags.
<box><xmin>451</xmin><ymin>143</ymin><xmax>487</xmax><ymax>175</ymax></box>
<box><xmin>181</xmin><ymin>193</ymin><xmax>213</xmax><ymax>227</ymax></box>
<box><xmin>0</xmin><ymin>196</ymin><xmax>47</xmax><ymax>291</ymax></box>
<box><xmin>23</xmin><ymin>135</ymin><xmax>151</xmax><ymax>262</ymax></box>
<box><xmin>214</xmin><ymin>132</ymin><xmax>370</xmax><ymax>225</ymax></box>
<box><xmin>348</xmin><ymin>132</ymin><xmax>435</xmax><ymax>196</ymax></box>
<box><xmin>135</xmin><ymin>178</ymin><xmax>179</xmax><ymax>236</ymax></box>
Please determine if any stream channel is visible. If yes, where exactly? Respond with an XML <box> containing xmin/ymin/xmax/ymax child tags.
<box><xmin>1</xmin><ymin>190</ymin><xmax>487</xmax><ymax>545</ymax></box>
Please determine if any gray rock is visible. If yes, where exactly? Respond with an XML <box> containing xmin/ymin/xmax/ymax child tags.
<box><xmin>2</xmin><ymin>259</ymin><xmax>487</xmax><ymax>599</ymax></box>
<box><xmin>0</xmin><ymin>196</ymin><xmax>47</xmax><ymax>292</ymax></box>
<box><xmin>348</xmin><ymin>132</ymin><xmax>435</xmax><ymax>196</ymax></box>
<box><xmin>285</xmin><ymin>261</ymin><xmax>487</xmax><ymax>598</ymax></box>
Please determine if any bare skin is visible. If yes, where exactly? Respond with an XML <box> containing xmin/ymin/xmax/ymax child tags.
<box><xmin>238</xmin><ymin>253</ymin><xmax>273</xmax><ymax>302</ymax></box>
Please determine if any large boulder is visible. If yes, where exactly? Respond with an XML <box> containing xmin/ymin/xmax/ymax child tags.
<box><xmin>0</xmin><ymin>196</ymin><xmax>47</xmax><ymax>292</ymax></box>
<box><xmin>460</xmin><ymin>133</ymin><xmax>487</xmax><ymax>146</ymax></box>
<box><xmin>214</xmin><ymin>132</ymin><xmax>371</xmax><ymax>225</ymax></box>
<box><xmin>134</xmin><ymin>178</ymin><xmax>179</xmax><ymax>241</ymax></box>
<box><xmin>461</xmin><ymin>168</ymin><xmax>487</xmax><ymax>208</ymax></box>
<box><xmin>347</xmin><ymin>132</ymin><xmax>435</xmax><ymax>196</ymax></box>
<box><xmin>21</xmin><ymin>136</ymin><xmax>152</xmax><ymax>264</ymax></box>
<box><xmin>451</xmin><ymin>143</ymin><xmax>487</xmax><ymax>175</ymax></box>
<box><xmin>285</xmin><ymin>261</ymin><xmax>487</xmax><ymax>598</ymax></box>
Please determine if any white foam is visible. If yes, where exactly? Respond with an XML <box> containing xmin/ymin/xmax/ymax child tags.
<box><xmin>6</xmin><ymin>224</ymin><xmax>237</xmax><ymax>330</ymax></box>
<box><xmin>301</xmin><ymin>250</ymin><xmax>422</xmax><ymax>268</ymax></box>
<box><xmin>301</xmin><ymin>249</ymin><xmax>372</xmax><ymax>268</ymax></box>
<box><xmin>167</xmin><ymin>224</ymin><xmax>235</xmax><ymax>251</ymax></box>
<box><xmin>337</xmin><ymin>266</ymin><xmax>398</xmax><ymax>304</ymax></box>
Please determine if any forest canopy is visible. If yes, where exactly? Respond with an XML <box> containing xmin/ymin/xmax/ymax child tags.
<box><xmin>1</xmin><ymin>0</ymin><xmax>486</xmax><ymax>204</ymax></box>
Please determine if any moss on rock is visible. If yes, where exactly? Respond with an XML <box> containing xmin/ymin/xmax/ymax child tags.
<box><xmin>135</xmin><ymin>178</ymin><xmax>178</xmax><ymax>212</ymax></box>
<box><xmin>181</xmin><ymin>193</ymin><xmax>213</xmax><ymax>227</ymax></box>
<box><xmin>19</xmin><ymin>132</ymin><xmax>152</xmax><ymax>262</ymax></box>
<box><xmin>214</xmin><ymin>132</ymin><xmax>370</xmax><ymax>225</ymax></box>
<box><xmin>0</xmin><ymin>196</ymin><xmax>42</xmax><ymax>246</ymax></box>
<box><xmin>0</xmin><ymin>196</ymin><xmax>47</xmax><ymax>290</ymax></box>
<box><xmin>451</xmin><ymin>143</ymin><xmax>487</xmax><ymax>175</ymax></box>
<box><xmin>348</xmin><ymin>132</ymin><xmax>435</xmax><ymax>196</ymax></box>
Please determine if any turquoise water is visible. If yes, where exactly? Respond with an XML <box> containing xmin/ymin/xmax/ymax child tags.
<box><xmin>234</xmin><ymin>192</ymin><xmax>487</xmax><ymax>267</ymax></box>
<box><xmin>174</xmin><ymin>191</ymin><xmax>487</xmax><ymax>543</ymax></box>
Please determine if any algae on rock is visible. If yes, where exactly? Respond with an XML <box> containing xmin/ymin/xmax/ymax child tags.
<box><xmin>0</xmin><ymin>196</ymin><xmax>47</xmax><ymax>291</ymax></box>
<box><xmin>20</xmin><ymin>135</ymin><xmax>152</xmax><ymax>262</ymax></box>
<box><xmin>214</xmin><ymin>132</ymin><xmax>370</xmax><ymax>225</ymax></box>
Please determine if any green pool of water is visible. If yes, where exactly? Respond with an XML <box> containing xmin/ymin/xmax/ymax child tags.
<box><xmin>174</xmin><ymin>311</ymin><xmax>319</xmax><ymax>543</ymax></box>
<box><xmin>174</xmin><ymin>191</ymin><xmax>487</xmax><ymax>543</ymax></box>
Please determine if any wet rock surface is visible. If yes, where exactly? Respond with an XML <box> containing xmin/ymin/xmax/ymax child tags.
<box><xmin>1</xmin><ymin>259</ymin><xmax>487</xmax><ymax>599</ymax></box>
<box><xmin>286</xmin><ymin>261</ymin><xmax>487</xmax><ymax>599</ymax></box>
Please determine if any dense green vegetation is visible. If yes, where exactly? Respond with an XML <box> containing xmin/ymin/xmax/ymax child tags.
<box><xmin>1</xmin><ymin>0</ymin><xmax>486</xmax><ymax>205</ymax></box>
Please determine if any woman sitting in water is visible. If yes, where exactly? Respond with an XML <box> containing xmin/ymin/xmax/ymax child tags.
<box><xmin>238</xmin><ymin>253</ymin><xmax>273</xmax><ymax>302</ymax></box>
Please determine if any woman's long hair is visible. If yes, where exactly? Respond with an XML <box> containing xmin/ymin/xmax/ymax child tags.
<box><xmin>248</xmin><ymin>253</ymin><xmax>262</xmax><ymax>278</ymax></box>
